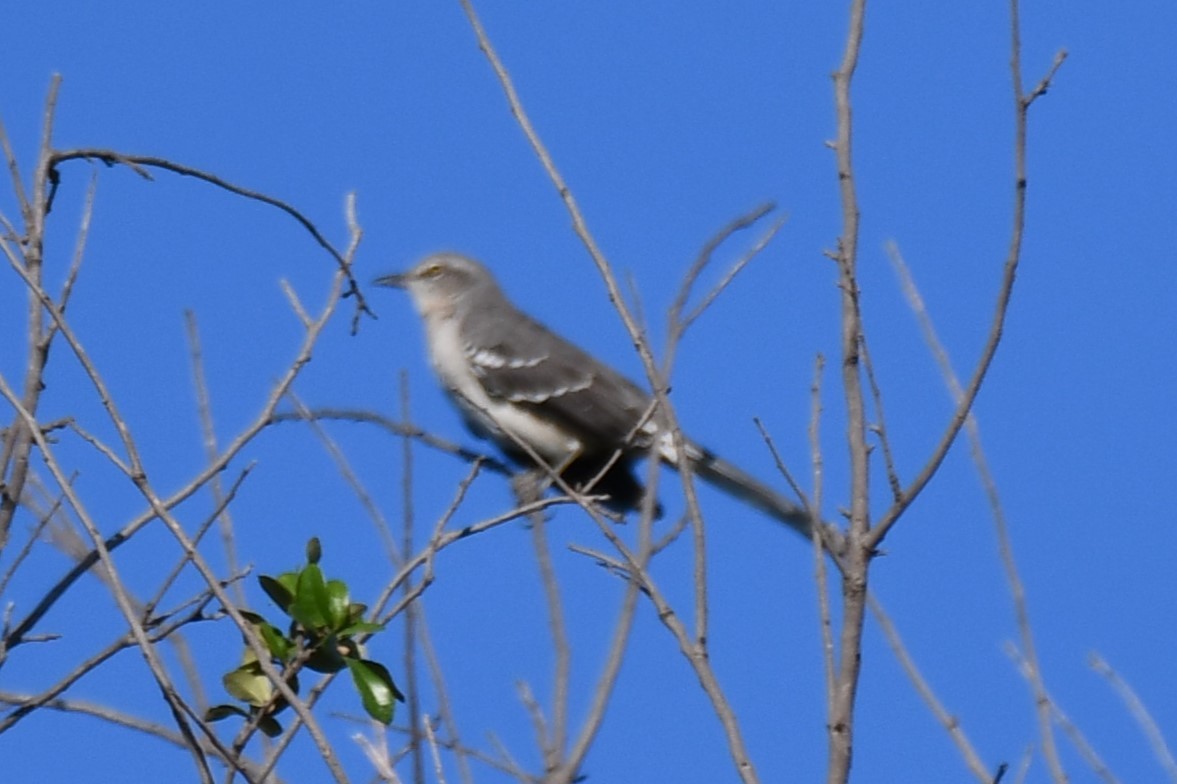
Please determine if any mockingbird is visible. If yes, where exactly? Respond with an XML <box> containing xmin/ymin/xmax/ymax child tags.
<box><xmin>376</xmin><ymin>252</ymin><xmax>820</xmax><ymax>541</ymax></box>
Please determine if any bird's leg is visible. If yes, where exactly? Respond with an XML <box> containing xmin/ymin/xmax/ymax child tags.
<box><xmin>516</xmin><ymin>448</ymin><xmax>627</xmax><ymax>521</ymax></box>
<box><xmin>510</xmin><ymin>468</ymin><xmax>549</xmax><ymax>526</ymax></box>
<box><xmin>509</xmin><ymin>449</ymin><xmax>581</xmax><ymax>509</ymax></box>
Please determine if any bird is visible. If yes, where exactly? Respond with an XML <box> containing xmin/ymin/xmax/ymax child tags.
<box><xmin>375</xmin><ymin>252</ymin><xmax>825</xmax><ymax>543</ymax></box>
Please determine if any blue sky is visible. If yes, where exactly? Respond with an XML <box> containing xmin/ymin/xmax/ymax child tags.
<box><xmin>2</xmin><ymin>2</ymin><xmax>1175</xmax><ymax>782</ymax></box>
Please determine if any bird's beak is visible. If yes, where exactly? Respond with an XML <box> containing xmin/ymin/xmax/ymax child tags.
<box><xmin>373</xmin><ymin>272</ymin><xmax>408</xmax><ymax>289</ymax></box>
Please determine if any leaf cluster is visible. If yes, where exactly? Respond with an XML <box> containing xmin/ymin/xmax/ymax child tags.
<box><xmin>206</xmin><ymin>538</ymin><xmax>403</xmax><ymax>738</ymax></box>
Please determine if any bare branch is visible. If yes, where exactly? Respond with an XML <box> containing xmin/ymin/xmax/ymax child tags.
<box><xmin>807</xmin><ymin>354</ymin><xmax>838</xmax><ymax>724</ymax></box>
<box><xmin>859</xmin><ymin>334</ymin><xmax>902</xmax><ymax>502</ymax></box>
<box><xmin>396</xmin><ymin>374</ymin><xmax>425</xmax><ymax>784</ymax></box>
<box><xmin>868</xmin><ymin>594</ymin><xmax>991</xmax><ymax>781</ymax></box>
<box><xmin>269</xmin><ymin>407</ymin><xmax>513</xmax><ymax>478</ymax></box>
<box><xmin>870</xmin><ymin>30</ymin><xmax>1068</xmax><ymax>546</ymax></box>
<box><xmin>0</xmin><ymin>691</ymin><xmax>279</xmax><ymax>783</ymax></box>
<box><xmin>1089</xmin><ymin>653</ymin><xmax>1177</xmax><ymax>782</ymax></box>
<box><xmin>184</xmin><ymin>310</ymin><xmax>246</xmax><ymax>607</ymax></box>
<box><xmin>1003</xmin><ymin>644</ymin><xmax>1120</xmax><ymax>784</ymax></box>
<box><xmin>526</xmin><ymin>509</ymin><xmax>569</xmax><ymax>775</ymax></box>
<box><xmin>668</xmin><ymin>201</ymin><xmax>777</xmax><ymax>336</ymax></box>
<box><xmin>827</xmin><ymin>0</ymin><xmax>871</xmax><ymax>778</ymax></box>
<box><xmin>0</xmin><ymin>78</ymin><xmax>64</xmax><ymax>550</ymax></box>
<box><xmin>4</xmin><ymin>252</ymin><xmax>357</xmax><ymax>653</ymax></box>
<box><xmin>46</xmin><ymin>147</ymin><xmax>372</xmax><ymax>330</ymax></box>
<box><xmin>423</xmin><ymin>716</ymin><xmax>449</xmax><ymax>784</ymax></box>
<box><xmin>456</xmin><ymin>0</ymin><xmax>662</xmax><ymax>397</ymax></box>
<box><xmin>881</xmin><ymin>241</ymin><xmax>1063</xmax><ymax>779</ymax></box>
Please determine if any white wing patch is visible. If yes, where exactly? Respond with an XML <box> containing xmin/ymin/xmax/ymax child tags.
<box><xmin>468</xmin><ymin>347</ymin><xmax>548</xmax><ymax>371</ymax></box>
<box><xmin>465</xmin><ymin>344</ymin><xmax>593</xmax><ymax>403</ymax></box>
<box><xmin>505</xmin><ymin>373</ymin><xmax>594</xmax><ymax>403</ymax></box>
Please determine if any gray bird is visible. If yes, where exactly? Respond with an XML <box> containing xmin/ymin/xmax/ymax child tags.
<box><xmin>376</xmin><ymin>252</ymin><xmax>821</xmax><ymax>541</ymax></box>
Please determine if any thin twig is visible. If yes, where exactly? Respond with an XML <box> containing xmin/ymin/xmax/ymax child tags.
<box><xmin>859</xmin><ymin>334</ymin><xmax>902</xmax><ymax>501</ymax></box>
<box><xmin>47</xmin><ymin>147</ymin><xmax>372</xmax><ymax>332</ymax></box>
<box><xmin>0</xmin><ymin>109</ymin><xmax>31</xmax><ymax>224</ymax></box>
<box><xmin>0</xmin><ymin>377</ymin><xmax>217</xmax><ymax>782</ymax></box>
<box><xmin>868</xmin><ymin>37</ymin><xmax>1068</xmax><ymax>547</ymax></box>
<box><xmin>416</xmin><ymin>620</ymin><xmax>476</xmax><ymax>784</ymax></box>
<box><xmin>753</xmin><ymin>418</ymin><xmax>809</xmax><ymax>518</ymax></box>
<box><xmin>583</xmin><ymin>501</ymin><xmax>760</xmax><ymax>784</ymax></box>
<box><xmin>807</xmin><ymin>355</ymin><xmax>838</xmax><ymax>725</ymax></box>
<box><xmin>885</xmin><ymin>240</ymin><xmax>1062</xmax><ymax>780</ymax></box>
<box><xmin>1089</xmin><ymin>653</ymin><xmax>1177</xmax><ymax>782</ymax></box>
<box><xmin>561</xmin><ymin>474</ymin><xmax>649</xmax><ymax>781</ymax></box>
<box><xmin>4</xmin><ymin>261</ymin><xmax>356</xmax><ymax>653</ymax></box>
<box><xmin>9</xmin><ymin>247</ymin><xmax>358</xmax><ymax>782</ymax></box>
<box><xmin>1002</xmin><ymin>644</ymin><xmax>1120</xmax><ymax>783</ymax></box>
<box><xmin>456</xmin><ymin>0</ymin><xmax>662</xmax><ymax>400</ymax></box>
<box><xmin>454</xmin><ymin>16</ymin><xmax>767</xmax><ymax>779</ymax></box>
<box><xmin>669</xmin><ymin>202</ymin><xmax>774</xmax><ymax>333</ymax></box>
<box><xmin>398</xmin><ymin>373</ymin><xmax>426</xmax><ymax>784</ymax></box>
<box><xmin>270</xmin><ymin>407</ymin><xmax>513</xmax><ymax>478</ymax></box>
<box><xmin>515</xmin><ymin>475</ymin><xmax>570</xmax><ymax>776</ymax></box>
<box><xmin>184</xmin><ymin>310</ymin><xmax>245</xmax><ymax>607</ymax></box>
<box><xmin>423</xmin><ymin>716</ymin><xmax>449</xmax><ymax>784</ymax></box>
<box><xmin>56</xmin><ymin>177</ymin><xmax>96</xmax><ymax>318</ymax></box>
<box><xmin>0</xmin><ymin>590</ymin><xmax>221</xmax><ymax>734</ymax></box>
<box><xmin>867</xmin><ymin>593</ymin><xmax>991</xmax><ymax>781</ymax></box>
<box><xmin>0</xmin><ymin>691</ymin><xmax>279</xmax><ymax>782</ymax></box>
<box><xmin>516</xmin><ymin>680</ymin><xmax>551</xmax><ymax>773</ymax></box>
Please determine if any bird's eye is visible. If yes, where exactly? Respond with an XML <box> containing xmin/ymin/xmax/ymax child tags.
<box><xmin>421</xmin><ymin>263</ymin><xmax>443</xmax><ymax>278</ymax></box>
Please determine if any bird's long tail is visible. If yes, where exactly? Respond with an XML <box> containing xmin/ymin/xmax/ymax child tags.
<box><xmin>666</xmin><ymin>440</ymin><xmax>843</xmax><ymax>554</ymax></box>
<box><xmin>686</xmin><ymin>445</ymin><xmax>809</xmax><ymax>533</ymax></box>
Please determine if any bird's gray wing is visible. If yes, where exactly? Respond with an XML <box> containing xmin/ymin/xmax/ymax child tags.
<box><xmin>461</xmin><ymin>307</ymin><xmax>652</xmax><ymax>451</ymax></box>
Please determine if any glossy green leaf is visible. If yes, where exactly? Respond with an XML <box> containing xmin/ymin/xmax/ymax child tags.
<box><xmin>255</xmin><ymin>621</ymin><xmax>292</xmax><ymax>661</ymax></box>
<box><xmin>223</xmin><ymin>662</ymin><xmax>272</xmax><ymax>707</ymax></box>
<box><xmin>257</xmin><ymin>715</ymin><xmax>283</xmax><ymax>738</ymax></box>
<box><xmin>276</xmin><ymin>570</ymin><xmax>299</xmax><ymax>595</ymax></box>
<box><xmin>258</xmin><ymin>575</ymin><xmax>293</xmax><ymax>614</ymax></box>
<box><xmin>204</xmin><ymin>704</ymin><xmax>248</xmax><ymax>722</ymax></box>
<box><xmin>346</xmin><ymin>658</ymin><xmax>404</xmax><ymax>725</ymax></box>
<box><xmin>325</xmin><ymin>579</ymin><xmax>350</xmax><ymax>629</ymax></box>
<box><xmin>305</xmin><ymin>635</ymin><xmax>347</xmax><ymax>673</ymax></box>
<box><xmin>290</xmin><ymin>564</ymin><xmax>330</xmax><ymax>630</ymax></box>
<box><xmin>338</xmin><ymin>620</ymin><xmax>385</xmax><ymax>636</ymax></box>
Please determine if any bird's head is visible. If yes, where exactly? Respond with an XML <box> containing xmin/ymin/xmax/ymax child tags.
<box><xmin>374</xmin><ymin>253</ymin><xmax>502</xmax><ymax>318</ymax></box>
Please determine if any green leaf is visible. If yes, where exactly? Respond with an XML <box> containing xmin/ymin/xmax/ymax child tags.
<box><xmin>305</xmin><ymin>537</ymin><xmax>322</xmax><ymax>564</ymax></box>
<box><xmin>290</xmin><ymin>564</ymin><xmax>330</xmax><ymax>630</ymax></box>
<box><xmin>259</xmin><ymin>575</ymin><xmax>293</xmax><ymax>614</ymax></box>
<box><xmin>256</xmin><ymin>621</ymin><xmax>293</xmax><ymax>662</ymax></box>
<box><xmin>223</xmin><ymin>662</ymin><xmax>273</xmax><ymax>707</ymax></box>
<box><xmin>238</xmin><ymin>610</ymin><xmax>268</xmax><ymax>626</ymax></box>
<box><xmin>347</xmin><ymin>602</ymin><xmax>368</xmax><ymax>625</ymax></box>
<box><xmin>204</xmin><ymin>704</ymin><xmax>248</xmax><ymax>722</ymax></box>
<box><xmin>304</xmin><ymin>635</ymin><xmax>347</xmax><ymax>673</ymax></box>
<box><xmin>235</xmin><ymin>609</ymin><xmax>293</xmax><ymax>661</ymax></box>
<box><xmin>338</xmin><ymin>620</ymin><xmax>385</xmax><ymax>636</ymax></box>
<box><xmin>346</xmin><ymin>658</ymin><xmax>404</xmax><ymax>725</ymax></box>
<box><xmin>276</xmin><ymin>570</ymin><xmax>299</xmax><ymax>597</ymax></box>
<box><xmin>325</xmin><ymin>579</ymin><xmax>350</xmax><ymax>629</ymax></box>
<box><xmin>257</xmin><ymin>714</ymin><xmax>283</xmax><ymax>738</ymax></box>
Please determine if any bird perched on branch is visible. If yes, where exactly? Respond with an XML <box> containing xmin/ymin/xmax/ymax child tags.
<box><xmin>376</xmin><ymin>252</ymin><xmax>826</xmax><ymax>543</ymax></box>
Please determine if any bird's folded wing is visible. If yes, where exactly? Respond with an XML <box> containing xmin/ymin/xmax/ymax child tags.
<box><xmin>463</xmin><ymin>309</ymin><xmax>652</xmax><ymax>450</ymax></box>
